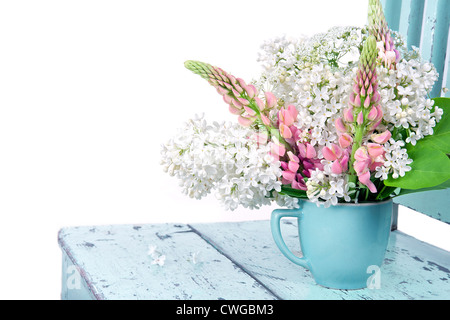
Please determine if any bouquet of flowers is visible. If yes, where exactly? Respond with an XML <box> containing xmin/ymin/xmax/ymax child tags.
<box><xmin>161</xmin><ymin>0</ymin><xmax>450</xmax><ymax>210</ymax></box>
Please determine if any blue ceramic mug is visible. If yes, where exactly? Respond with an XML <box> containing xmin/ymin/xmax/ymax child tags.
<box><xmin>271</xmin><ymin>199</ymin><xmax>393</xmax><ymax>290</ymax></box>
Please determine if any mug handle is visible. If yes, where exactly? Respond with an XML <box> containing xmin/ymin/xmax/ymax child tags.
<box><xmin>271</xmin><ymin>209</ymin><xmax>310</xmax><ymax>269</ymax></box>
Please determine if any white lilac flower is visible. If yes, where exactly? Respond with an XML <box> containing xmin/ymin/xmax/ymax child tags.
<box><xmin>161</xmin><ymin>115</ymin><xmax>294</xmax><ymax>211</ymax></box>
<box><xmin>375</xmin><ymin>139</ymin><xmax>413</xmax><ymax>180</ymax></box>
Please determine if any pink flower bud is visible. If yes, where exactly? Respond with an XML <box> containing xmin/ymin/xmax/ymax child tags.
<box><xmin>353</xmin><ymin>94</ymin><xmax>361</xmax><ymax>107</ymax></box>
<box><xmin>230</xmin><ymin>99</ymin><xmax>243</xmax><ymax>109</ymax></box>
<box><xmin>364</xmin><ymin>95</ymin><xmax>371</xmax><ymax>108</ymax></box>
<box><xmin>217</xmin><ymin>87</ymin><xmax>228</xmax><ymax>96</ymax></box>
<box><xmin>232</xmin><ymin>89</ymin><xmax>241</xmax><ymax>98</ymax></box>
<box><xmin>282</xmin><ymin>171</ymin><xmax>296</xmax><ymax>182</ymax></box>
<box><xmin>331</xmin><ymin>160</ymin><xmax>344</xmax><ymax>175</ymax></box>
<box><xmin>288</xmin><ymin>161</ymin><xmax>300</xmax><ymax>173</ymax></box>
<box><xmin>287</xmin><ymin>105</ymin><xmax>299</xmax><ymax>121</ymax></box>
<box><xmin>229</xmin><ymin>105</ymin><xmax>242</xmax><ymax>115</ymax></box>
<box><xmin>223</xmin><ymin>94</ymin><xmax>233</xmax><ymax>105</ymax></box>
<box><xmin>358</xmin><ymin>171</ymin><xmax>377</xmax><ymax>193</ymax></box>
<box><xmin>372</xmin><ymin>91</ymin><xmax>381</xmax><ymax>103</ymax></box>
<box><xmin>357</xmin><ymin>111</ymin><xmax>364</xmax><ymax>125</ymax></box>
<box><xmin>339</xmin><ymin>133</ymin><xmax>353</xmax><ymax>149</ymax></box>
<box><xmin>244</xmin><ymin>106</ymin><xmax>256</xmax><ymax>117</ymax></box>
<box><xmin>237</xmin><ymin>78</ymin><xmax>247</xmax><ymax>91</ymax></box>
<box><xmin>306</xmin><ymin>143</ymin><xmax>317</xmax><ymax>159</ymax></box>
<box><xmin>287</xmin><ymin>151</ymin><xmax>300</xmax><ymax>163</ymax></box>
<box><xmin>238</xmin><ymin>116</ymin><xmax>254</xmax><ymax>127</ymax></box>
<box><xmin>292</xmin><ymin>179</ymin><xmax>307</xmax><ymax>191</ymax></box>
<box><xmin>322</xmin><ymin>144</ymin><xmax>342</xmax><ymax>161</ymax></box>
<box><xmin>237</xmin><ymin>97</ymin><xmax>250</xmax><ymax>106</ymax></box>
<box><xmin>343</xmin><ymin>107</ymin><xmax>354</xmax><ymax>123</ymax></box>
<box><xmin>375</xmin><ymin>105</ymin><xmax>383</xmax><ymax>121</ymax></box>
<box><xmin>261</xmin><ymin>114</ymin><xmax>271</xmax><ymax>126</ymax></box>
<box><xmin>355</xmin><ymin>147</ymin><xmax>370</xmax><ymax>162</ymax></box>
<box><xmin>367</xmin><ymin>107</ymin><xmax>378</xmax><ymax>121</ymax></box>
<box><xmin>280</xmin><ymin>123</ymin><xmax>293</xmax><ymax>139</ymax></box>
<box><xmin>265</xmin><ymin>92</ymin><xmax>277</xmax><ymax>109</ymax></box>
<box><xmin>244</xmin><ymin>84</ymin><xmax>258</xmax><ymax>99</ymax></box>
<box><xmin>279</xmin><ymin>108</ymin><xmax>295</xmax><ymax>127</ymax></box>
<box><xmin>361</xmin><ymin>86</ymin><xmax>366</xmax><ymax>97</ymax></box>
<box><xmin>298</xmin><ymin>143</ymin><xmax>316</xmax><ymax>159</ymax></box>
<box><xmin>335</xmin><ymin>118</ymin><xmax>347</xmax><ymax>133</ymax></box>
<box><xmin>354</xmin><ymin>160</ymin><xmax>369</xmax><ymax>176</ymax></box>
<box><xmin>340</xmin><ymin>154</ymin><xmax>349</xmax><ymax>172</ymax></box>
<box><xmin>367</xmin><ymin>143</ymin><xmax>385</xmax><ymax>158</ymax></box>
<box><xmin>255</xmin><ymin>97</ymin><xmax>265</xmax><ymax>110</ymax></box>
<box><xmin>371</xmin><ymin>130</ymin><xmax>392</xmax><ymax>144</ymax></box>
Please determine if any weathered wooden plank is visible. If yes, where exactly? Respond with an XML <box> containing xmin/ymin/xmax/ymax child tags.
<box><xmin>58</xmin><ymin>224</ymin><xmax>277</xmax><ymax>300</ymax></box>
<box><xmin>191</xmin><ymin>220</ymin><xmax>450</xmax><ymax>300</ymax></box>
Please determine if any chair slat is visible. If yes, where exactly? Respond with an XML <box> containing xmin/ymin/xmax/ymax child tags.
<box><xmin>405</xmin><ymin>0</ymin><xmax>426</xmax><ymax>49</ymax></box>
<box><xmin>420</xmin><ymin>0</ymin><xmax>449</xmax><ymax>97</ymax></box>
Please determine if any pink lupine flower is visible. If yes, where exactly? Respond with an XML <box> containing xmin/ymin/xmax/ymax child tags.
<box><xmin>280</xmin><ymin>123</ymin><xmax>293</xmax><ymax>139</ymax></box>
<box><xmin>238</xmin><ymin>116</ymin><xmax>255</xmax><ymax>127</ymax></box>
<box><xmin>265</xmin><ymin>92</ymin><xmax>278</xmax><ymax>109</ymax></box>
<box><xmin>357</xmin><ymin>111</ymin><xmax>364</xmax><ymax>125</ymax></box>
<box><xmin>339</xmin><ymin>133</ymin><xmax>353</xmax><ymax>149</ymax></box>
<box><xmin>298</xmin><ymin>143</ymin><xmax>317</xmax><ymax>159</ymax></box>
<box><xmin>280</xmin><ymin>152</ymin><xmax>308</xmax><ymax>191</ymax></box>
<box><xmin>323</xmin><ymin>144</ymin><xmax>344</xmax><ymax>161</ymax></box>
<box><xmin>371</xmin><ymin>130</ymin><xmax>391</xmax><ymax>144</ymax></box>
<box><xmin>331</xmin><ymin>154</ymin><xmax>349</xmax><ymax>175</ymax></box>
<box><xmin>185</xmin><ymin>60</ymin><xmax>281</xmax><ymax>130</ymax></box>
<box><xmin>367</xmin><ymin>143</ymin><xmax>385</xmax><ymax>158</ymax></box>
<box><xmin>255</xmin><ymin>97</ymin><xmax>265</xmax><ymax>110</ymax></box>
<box><xmin>278</xmin><ymin>106</ymin><xmax>297</xmax><ymax>127</ymax></box>
<box><xmin>358</xmin><ymin>171</ymin><xmax>378</xmax><ymax>193</ymax></box>
<box><xmin>335</xmin><ymin>118</ymin><xmax>347</xmax><ymax>133</ymax></box>
<box><xmin>244</xmin><ymin>84</ymin><xmax>258</xmax><ymax>99</ymax></box>
<box><xmin>367</xmin><ymin>107</ymin><xmax>378</xmax><ymax>121</ymax></box>
<box><xmin>261</xmin><ymin>114</ymin><xmax>272</xmax><ymax>126</ymax></box>
<box><xmin>343</xmin><ymin>107</ymin><xmax>354</xmax><ymax>122</ymax></box>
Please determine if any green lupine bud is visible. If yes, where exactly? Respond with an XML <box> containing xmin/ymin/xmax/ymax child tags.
<box><xmin>368</xmin><ymin>0</ymin><xmax>388</xmax><ymax>41</ymax></box>
<box><xmin>184</xmin><ymin>60</ymin><xmax>214</xmax><ymax>80</ymax></box>
<box><xmin>360</xmin><ymin>36</ymin><xmax>378</xmax><ymax>69</ymax></box>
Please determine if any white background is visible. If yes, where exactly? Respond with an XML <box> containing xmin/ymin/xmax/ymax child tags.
<box><xmin>0</xmin><ymin>0</ymin><xmax>448</xmax><ymax>300</ymax></box>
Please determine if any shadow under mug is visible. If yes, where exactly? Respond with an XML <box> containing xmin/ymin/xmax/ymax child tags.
<box><xmin>271</xmin><ymin>199</ymin><xmax>393</xmax><ymax>290</ymax></box>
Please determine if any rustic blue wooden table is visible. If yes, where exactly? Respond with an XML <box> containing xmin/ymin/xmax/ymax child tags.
<box><xmin>58</xmin><ymin>220</ymin><xmax>450</xmax><ymax>300</ymax></box>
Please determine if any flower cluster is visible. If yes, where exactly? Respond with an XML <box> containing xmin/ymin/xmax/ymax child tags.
<box><xmin>161</xmin><ymin>115</ymin><xmax>297</xmax><ymax>210</ymax></box>
<box><xmin>162</xmin><ymin>0</ymin><xmax>447</xmax><ymax>210</ymax></box>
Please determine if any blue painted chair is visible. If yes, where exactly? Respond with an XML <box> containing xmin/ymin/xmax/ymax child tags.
<box><xmin>381</xmin><ymin>0</ymin><xmax>450</xmax><ymax>227</ymax></box>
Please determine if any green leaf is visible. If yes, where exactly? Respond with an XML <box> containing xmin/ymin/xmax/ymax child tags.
<box><xmin>418</xmin><ymin>97</ymin><xmax>450</xmax><ymax>154</ymax></box>
<box><xmin>384</xmin><ymin>145</ymin><xmax>450</xmax><ymax>189</ymax></box>
<box><xmin>279</xmin><ymin>186</ymin><xmax>308</xmax><ymax>199</ymax></box>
